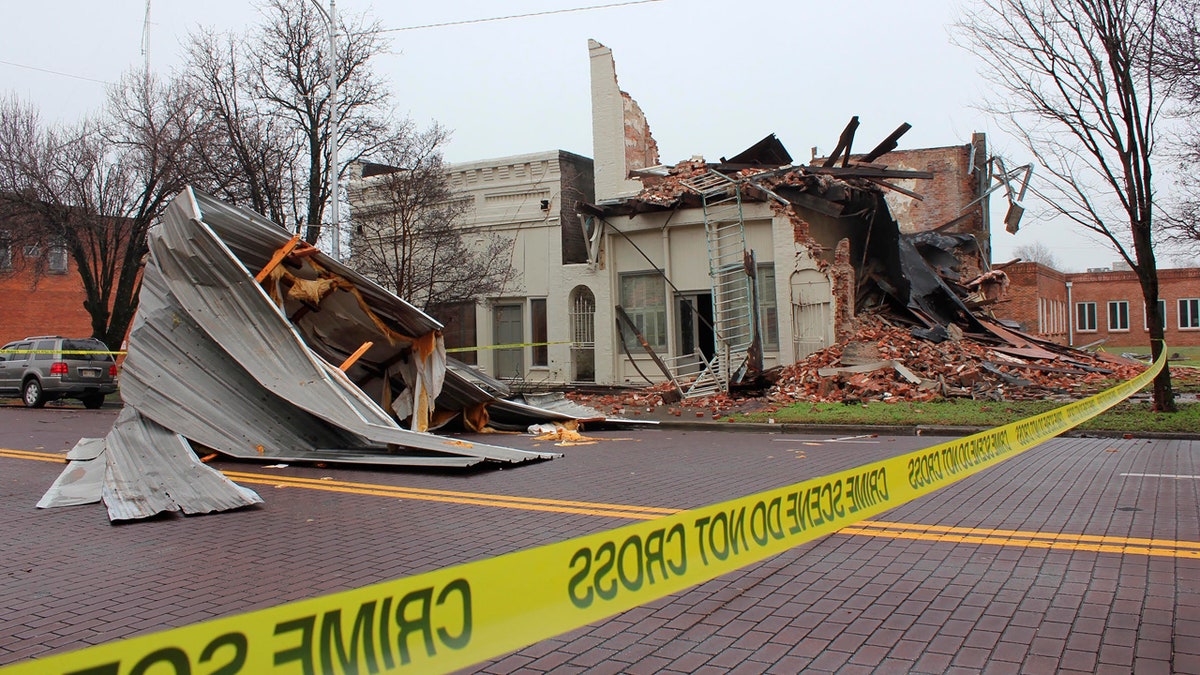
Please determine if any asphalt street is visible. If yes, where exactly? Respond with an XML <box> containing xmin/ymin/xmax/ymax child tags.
<box><xmin>1</xmin><ymin>403</ymin><xmax>1198</xmax><ymax>673</ymax></box>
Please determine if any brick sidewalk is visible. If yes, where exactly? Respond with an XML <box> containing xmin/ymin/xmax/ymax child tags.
<box><xmin>2</xmin><ymin>425</ymin><xmax>1198</xmax><ymax>673</ymax></box>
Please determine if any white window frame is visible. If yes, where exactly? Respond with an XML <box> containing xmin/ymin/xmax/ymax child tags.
<box><xmin>1144</xmin><ymin>300</ymin><xmax>1166</xmax><ymax>331</ymax></box>
<box><xmin>620</xmin><ymin>271</ymin><xmax>668</xmax><ymax>352</ymax></box>
<box><xmin>1075</xmin><ymin>302</ymin><xmax>1097</xmax><ymax>333</ymax></box>
<box><xmin>1108</xmin><ymin>300</ymin><xmax>1129</xmax><ymax>332</ymax></box>
<box><xmin>756</xmin><ymin>263</ymin><xmax>779</xmax><ymax>351</ymax></box>
<box><xmin>1181</xmin><ymin>298</ymin><xmax>1200</xmax><ymax>330</ymax></box>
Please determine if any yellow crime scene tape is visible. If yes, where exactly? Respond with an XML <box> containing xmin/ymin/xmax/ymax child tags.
<box><xmin>0</xmin><ymin>349</ymin><xmax>126</xmax><ymax>357</ymax></box>
<box><xmin>0</xmin><ymin>354</ymin><xmax>1165</xmax><ymax>675</ymax></box>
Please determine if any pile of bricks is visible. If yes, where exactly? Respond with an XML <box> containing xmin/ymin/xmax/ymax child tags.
<box><xmin>569</xmin><ymin>315</ymin><xmax>1158</xmax><ymax>415</ymax></box>
<box><xmin>765</xmin><ymin>316</ymin><xmax>1145</xmax><ymax>404</ymax></box>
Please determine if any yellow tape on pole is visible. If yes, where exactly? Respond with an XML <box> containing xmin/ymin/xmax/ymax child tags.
<box><xmin>0</xmin><ymin>354</ymin><xmax>1165</xmax><ymax>675</ymax></box>
<box><xmin>0</xmin><ymin>350</ymin><xmax>126</xmax><ymax>357</ymax></box>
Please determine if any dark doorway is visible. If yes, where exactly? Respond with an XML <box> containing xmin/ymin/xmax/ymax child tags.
<box><xmin>678</xmin><ymin>293</ymin><xmax>715</xmax><ymax>361</ymax></box>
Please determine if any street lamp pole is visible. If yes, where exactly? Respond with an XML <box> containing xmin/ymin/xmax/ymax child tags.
<box><xmin>310</xmin><ymin>0</ymin><xmax>341</xmax><ymax>261</ymax></box>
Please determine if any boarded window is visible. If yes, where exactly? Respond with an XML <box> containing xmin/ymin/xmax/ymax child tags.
<box><xmin>0</xmin><ymin>231</ymin><xmax>11</xmax><ymax>271</ymax></box>
<box><xmin>48</xmin><ymin>243</ymin><xmax>68</xmax><ymax>274</ymax></box>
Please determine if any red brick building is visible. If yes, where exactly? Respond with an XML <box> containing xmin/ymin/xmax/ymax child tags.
<box><xmin>998</xmin><ymin>261</ymin><xmax>1200</xmax><ymax>348</ymax></box>
<box><xmin>0</xmin><ymin>238</ymin><xmax>96</xmax><ymax>345</ymax></box>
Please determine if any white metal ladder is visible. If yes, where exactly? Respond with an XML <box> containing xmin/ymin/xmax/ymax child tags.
<box><xmin>676</xmin><ymin>171</ymin><xmax>757</xmax><ymax>397</ymax></box>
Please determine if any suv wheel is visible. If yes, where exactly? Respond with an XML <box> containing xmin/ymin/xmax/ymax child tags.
<box><xmin>81</xmin><ymin>394</ymin><xmax>106</xmax><ymax>410</ymax></box>
<box><xmin>22</xmin><ymin>379</ymin><xmax>46</xmax><ymax>408</ymax></box>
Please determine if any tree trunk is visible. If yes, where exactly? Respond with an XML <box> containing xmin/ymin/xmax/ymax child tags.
<box><xmin>1134</xmin><ymin>223</ymin><xmax>1176</xmax><ymax>412</ymax></box>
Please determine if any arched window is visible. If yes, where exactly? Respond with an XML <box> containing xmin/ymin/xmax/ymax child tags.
<box><xmin>569</xmin><ymin>286</ymin><xmax>595</xmax><ymax>382</ymax></box>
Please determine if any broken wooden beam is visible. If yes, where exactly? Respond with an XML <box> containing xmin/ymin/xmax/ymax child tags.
<box><xmin>256</xmin><ymin>234</ymin><xmax>303</xmax><ymax>283</ymax></box>
<box><xmin>861</xmin><ymin>122</ymin><xmax>912</xmax><ymax>162</ymax></box>
<box><xmin>339</xmin><ymin>342</ymin><xmax>374</xmax><ymax>372</ymax></box>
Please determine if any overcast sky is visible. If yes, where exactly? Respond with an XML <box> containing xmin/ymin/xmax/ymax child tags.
<box><xmin>1</xmin><ymin>0</ymin><xmax>1164</xmax><ymax>272</ymax></box>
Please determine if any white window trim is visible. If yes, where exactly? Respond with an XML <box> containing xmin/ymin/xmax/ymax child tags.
<box><xmin>1180</xmin><ymin>298</ymin><xmax>1200</xmax><ymax>330</ymax></box>
<box><xmin>1144</xmin><ymin>300</ymin><xmax>1166</xmax><ymax>331</ymax></box>
<box><xmin>1075</xmin><ymin>301</ymin><xmax>1098</xmax><ymax>333</ymax></box>
<box><xmin>1108</xmin><ymin>300</ymin><xmax>1130</xmax><ymax>333</ymax></box>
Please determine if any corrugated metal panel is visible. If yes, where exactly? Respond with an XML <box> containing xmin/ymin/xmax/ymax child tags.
<box><xmin>100</xmin><ymin>409</ymin><xmax>263</xmax><ymax>521</ymax></box>
<box><xmin>145</xmin><ymin>188</ymin><xmax>556</xmax><ymax>463</ymax></box>
<box><xmin>39</xmin><ymin>188</ymin><xmax>565</xmax><ymax>522</ymax></box>
<box><xmin>36</xmin><ymin>437</ymin><xmax>107</xmax><ymax>508</ymax></box>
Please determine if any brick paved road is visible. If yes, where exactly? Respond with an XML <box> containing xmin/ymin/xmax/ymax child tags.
<box><xmin>1</xmin><ymin>405</ymin><xmax>1197</xmax><ymax>673</ymax></box>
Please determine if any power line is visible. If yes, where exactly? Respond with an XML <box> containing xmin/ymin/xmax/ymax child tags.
<box><xmin>371</xmin><ymin>0</ymin><xmax>666</xmax><ymax>33</ymax></box>
<box><xmin>0</xmin><ymin>0</ymin><xmax>667</xmax><ymax>86</ymax></box>
<box><xmin>0</xmin><ymin>59</ymin><xmax>111</xmax><ymax>85</ymax></box>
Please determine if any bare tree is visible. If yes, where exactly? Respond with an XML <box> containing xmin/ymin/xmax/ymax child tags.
<box><xmin>185</xmin><ymin>29</ymin><xmax>302</xmax><ymax>228</ymax></box>
<box><xmin>185</xmin><ymin>0</ymin><xmax>392</xmax><ymax>246</ymax></box>
<box><xmin>957</xmin><ymin>0</ymin><xmax>1177</xmax><ymax>411</ymax></box>
<box><xmin>1012</xmin><ymin>241</ymin><xmax>1062</xmax><ymax>269</ymax></box>
<box><xmin>0</xmin><ymin>72</ymin><xmax>208</xmax><ymax>348</ymax></box>
<box><xmin>1152</xmin><ymin>0</ymin><xmax>1200</xmax><ymax>250</ymax></box>
<box><xmin>350</xmin><ymin>126</ymin><xmax>515</xmax><ymax>311</ymax></box>
<box><xmin>181</xmin><ymin>0</ymin><xmax>393</xmax><ymax>247</ymax></box>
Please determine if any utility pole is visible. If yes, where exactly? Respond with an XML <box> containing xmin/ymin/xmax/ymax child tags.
<box><xmin>309</xmin><ymin>0</ymin><xmax>341</xmax><ymax>261</ymax></box>
<box><xmin>141</xmin><ymin>0</ymin><xmax>152</xmax><ymax>73</ymax></box>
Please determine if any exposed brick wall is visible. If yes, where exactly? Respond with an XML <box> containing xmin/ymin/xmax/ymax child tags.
<box><xmin>998</xmin><ymin>263</ymin><xmax>1200</xmax><ymax>348</ymax></box>
<box><xmin>883</xmin><ymin>141</ymin><xmax>985</xmax><ymax>240</ymax></box>
<box><xmin>558</xmin><ymin>151</ymin><xmax>596</xmax><ymax>264</ymax></box>
<box><xmin>831</xmin><ymin>239</ymin><xmax>856</xmax><ymax>342</ymax></box>
<box><xmin>1068</xmin><ymin>268</ymin><xmax>1200</xmax><ymax>348</ymax></box>
<box><xmin>996</xmin><ymin>262</ymin><xmax>1069</xmax><ymax>344</ymax></box>
<box><xmin>621</xmin><ymin>91</ymin><xmax>659</xmax><ymax>173</ymax></box>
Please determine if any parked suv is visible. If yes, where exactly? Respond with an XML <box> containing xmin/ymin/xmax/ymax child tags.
<box><xmin>0</xmin><ymin>336</ymin><xmax>119</xmax><ymax>409</ymax></box>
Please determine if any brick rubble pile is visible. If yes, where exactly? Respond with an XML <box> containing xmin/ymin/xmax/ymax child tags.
<box><xmin>568</xmin><ymin>316</ymin><xmax>1156</xmax><ymax>417</ymax></box>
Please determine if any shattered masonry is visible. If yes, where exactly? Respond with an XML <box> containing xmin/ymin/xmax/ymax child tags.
<box><xmin>583</xmin><ymin>40</ymin><xmax>1148</xmax><ymax>404</ymax></box>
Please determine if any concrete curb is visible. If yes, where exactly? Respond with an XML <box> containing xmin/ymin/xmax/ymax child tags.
<box><xmin>636</xmin><ymin>419</ymin><xmax>1200</xmax><ymax>441</ymax></box>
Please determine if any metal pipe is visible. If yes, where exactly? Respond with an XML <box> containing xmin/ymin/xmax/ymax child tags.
<box><xmin>1066</xmin><ymin>281</ymin><xmax>1074</xmax><ymax>346</ymax></box>
<box><xmin>309</xmin><ymin>0</ymin><xmax>341</xmax><ymax>261</ymax></box>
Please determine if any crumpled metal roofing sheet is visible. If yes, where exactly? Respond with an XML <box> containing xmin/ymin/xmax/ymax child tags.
<box><xmin>40</xmin><ymin>187</ymin><xmax>562</xmax><ymax>521</ymax></box>
<box><xmin>100</xmin><ymin>409</ymin><xmax>264</xmax><ymax>521</ymax></box>
<box><xmin>142</xmin><ymin>190</ymin><xmax>548</xmax><ymax>463</ymax></box>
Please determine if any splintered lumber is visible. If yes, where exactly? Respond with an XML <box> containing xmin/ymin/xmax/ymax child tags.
<box><xmin>255</xmin><ymin>234</ymin><xmax>303</xmax><ymax>282</ymax></box>
<box><xmin>339</xmin><ymin>342</ymin><xmax>374</xmax><ymax>372</ymax></box>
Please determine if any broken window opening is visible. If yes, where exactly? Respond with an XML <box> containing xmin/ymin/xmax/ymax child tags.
<box><xmin>432</xmin><ymin>301</ymin><xmax>477</xmax><ymax>366</ymax></box>
<box><xmin>620</xmin><ymin>272</ymin><xmax>667</xmax><ymax>352</ymax></box>
<box><xmin>676</xmin><ymin>292</ymin><xmax>715</xmax><ymax>363</ymax></box>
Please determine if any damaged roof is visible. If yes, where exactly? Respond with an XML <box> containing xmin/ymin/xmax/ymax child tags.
<box><xmin>590</xmin><ymin>129</ymin><xmax>991</xmax><ymax>334</ymax></box>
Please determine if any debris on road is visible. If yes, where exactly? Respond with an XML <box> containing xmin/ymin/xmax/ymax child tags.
<box><xmin>38</xmin><ymin>188</ymin><xmax>620</xmax><ymax>522</ymax></box>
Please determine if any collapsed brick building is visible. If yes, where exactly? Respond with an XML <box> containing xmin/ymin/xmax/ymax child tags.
<box><xmin>346</xmin><ymin>40</ymin><xmax>1045</xmax><ymax>395</ymax></box>
<box><xmin>579</xmin><ymin>40</ymin><xmax>1017</xmax><ymax>396</ymax></box>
